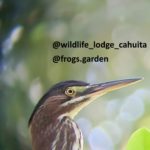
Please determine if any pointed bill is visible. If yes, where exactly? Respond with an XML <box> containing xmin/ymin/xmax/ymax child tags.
<box><xmin>84</xmin><ymin>78</ymin><xmax>143</xmax><ymax>97</ymax></box>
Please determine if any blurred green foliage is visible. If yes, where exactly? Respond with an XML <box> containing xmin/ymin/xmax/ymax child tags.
<box><xmin>0</xmin><ymin>1</ymin><xmax>47</xmax><ymax>149</ymax></box>
<box><xmin>127</xmin><ymin>128</ymin><xmax>150</xmax><ymax>150</ymax></box>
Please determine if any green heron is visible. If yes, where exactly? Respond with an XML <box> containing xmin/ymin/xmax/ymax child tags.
<box><xmin>29</xmin><ymin>78</ymin><xmax>142</xmax><ymax>150</ymax></box>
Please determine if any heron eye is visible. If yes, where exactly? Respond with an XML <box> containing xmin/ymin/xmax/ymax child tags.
<box><xmin>65</xmin><ymin>88</ymin><xmax>76</xmax><ymax>97</ymax></box>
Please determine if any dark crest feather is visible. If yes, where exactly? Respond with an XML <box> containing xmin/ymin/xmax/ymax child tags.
<box><xmin>28</xmin><ymin>80</ymin><xmax>88</xmax><ymax>126</ymax></box>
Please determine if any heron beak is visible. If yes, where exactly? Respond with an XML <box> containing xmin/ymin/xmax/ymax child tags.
<box><xmin>84</xmin><ymin>78</ymin><xmax>143</xmax><ymax>98</ymax></box>
<box><xmin>62</xmin><ymin>78</ymin><xmax>143</xmax><ymax>119</ymax></box>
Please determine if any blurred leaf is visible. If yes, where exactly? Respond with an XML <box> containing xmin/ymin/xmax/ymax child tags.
<box><xmin>127</xmin><ymin>127</ymin><xmax>150</xmax><ymax>150</ymax></box>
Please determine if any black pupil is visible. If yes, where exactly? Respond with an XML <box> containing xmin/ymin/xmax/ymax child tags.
<box><xmin>68</xmin><ymin>89</ymin><xmax>73</xmax><ymax>94</ymax></box>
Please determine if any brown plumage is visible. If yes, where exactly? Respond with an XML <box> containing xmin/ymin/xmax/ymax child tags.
<box><xmin>29</xmin><ymin>78</ymin><xmax>142</xmax><ymax>150</ymax></box>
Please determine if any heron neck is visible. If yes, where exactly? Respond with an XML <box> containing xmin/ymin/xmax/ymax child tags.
<box><xmin>31</xmin><ymin>114</ymin><xmax>83</xmax><ymax>150</ymax></box>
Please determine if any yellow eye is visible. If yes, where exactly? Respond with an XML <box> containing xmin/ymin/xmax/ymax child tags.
<box><xmin>65</xmin><ymin>88</ymin><xmax>76</xmax><ymax>97</ymax></box>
